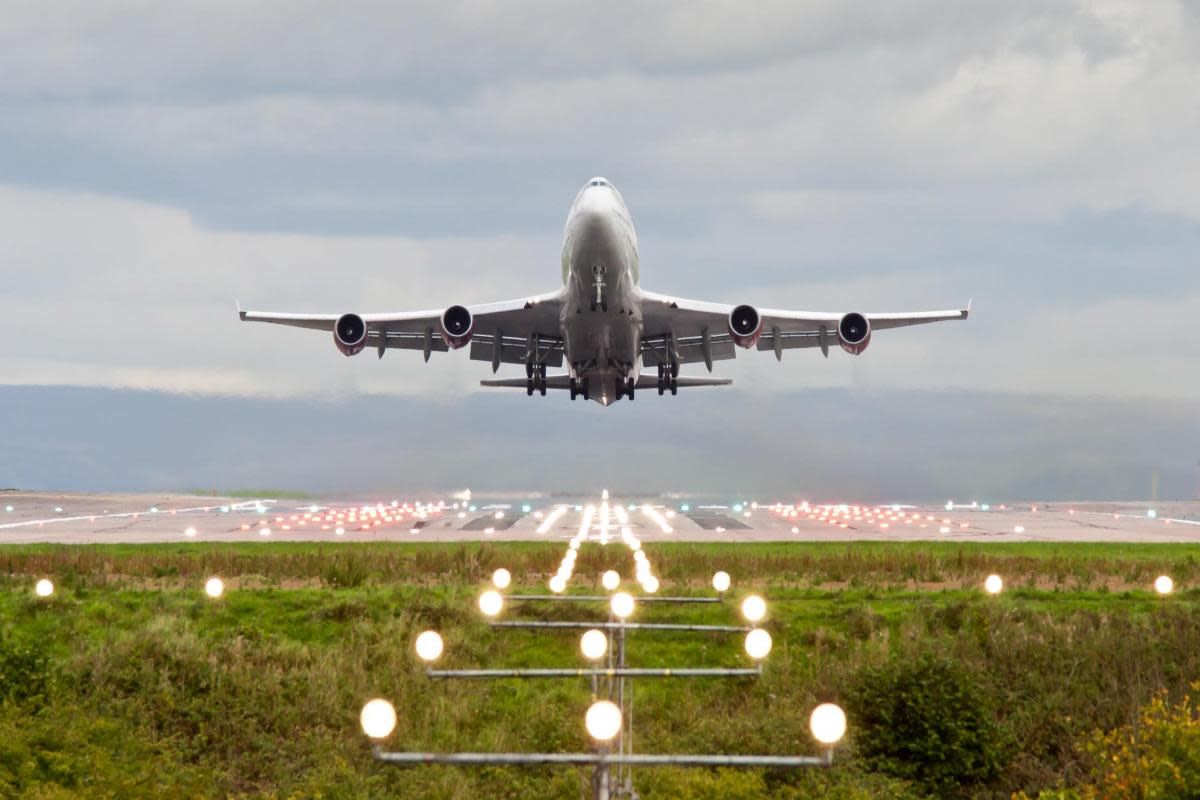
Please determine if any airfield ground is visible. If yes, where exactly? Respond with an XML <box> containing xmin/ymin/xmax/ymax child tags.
<box><xmin>0</xmin><ymin>490</ymin><xmax>1197</xmax><ymax>545</ymax></box>
<box><xmin>3</xmin><ymin>491</ymin><xmax>1200</xmax><ymax>798</ymax></box>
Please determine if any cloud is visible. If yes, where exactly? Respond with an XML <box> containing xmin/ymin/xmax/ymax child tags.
<box><xmin>2</xmin><ymin>384</ymin><xmax>1195</xmax><ymax>500</ymax></box>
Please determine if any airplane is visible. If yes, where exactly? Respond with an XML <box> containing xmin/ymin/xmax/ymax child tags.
<box><xmin>239</xmin><ymin>177</ymin><xmax>968</xmax><ymax>406</ymax></box>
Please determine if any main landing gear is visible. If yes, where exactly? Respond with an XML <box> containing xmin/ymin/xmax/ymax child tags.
<box><xmin>526</xmin><ymin>363</ymin><xmax>547</xmax><ymax>396</ymax></box>
<box><xmin>614</xmin><ymin>377</ymin><xmax>636</xmax><ymax>401</ymax></box>
<box><xmin>656</xmin><ymin>363</ymin><xmax>679</xmax><ymax>396</ymax></box>
<box><xmin>569</xmin><ymin>377</ymin><xmax>590</xmax><ymax>401</ymax></box>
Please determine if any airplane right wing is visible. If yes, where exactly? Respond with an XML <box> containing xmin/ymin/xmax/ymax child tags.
<box><xmin>239</xmin><ymin>289</ymin><xmax>567</xmax><ymax>368</ymax></box>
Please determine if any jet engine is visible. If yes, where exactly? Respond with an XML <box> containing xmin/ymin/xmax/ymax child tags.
<box><xmin>333</xmin><ymin>313</ymin><xmax>368</xmax><ymax>356</ymax></box>
<box><xmin>440</xmin><ymin>305</ymin><xmax>474</xmax><ymax>349</ymax></box>
<box><xmin>727</xmin><ymin>304</ymin><xmax>763</xmax><ymax>348</ymax></box>
<box><xmin>837</xmin><ymin>312</ymin><xmax>871</xmax><ymax>355</ymax></box>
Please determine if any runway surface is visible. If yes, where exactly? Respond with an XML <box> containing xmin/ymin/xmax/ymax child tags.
<box><xmin>1</xmin><ymin>491</ymin><xmax>1198</xmax><ymax>545</ymax></box>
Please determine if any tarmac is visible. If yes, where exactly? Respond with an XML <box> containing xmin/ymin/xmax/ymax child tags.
<box><xmin>1</xmin><ymin>491</ymin><xmax>1198</xmax><ymax>545</ymax></box>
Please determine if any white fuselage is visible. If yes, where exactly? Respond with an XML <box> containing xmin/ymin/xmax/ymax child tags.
<box><xmin>559</xmin><ymin>177</ymin><xmax>643</xmax><ymax>404</ymax></box>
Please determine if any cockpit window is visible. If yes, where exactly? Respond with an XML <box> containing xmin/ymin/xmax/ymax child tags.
<box><xmin>590</xmin><ymin>179</ymin><xmax>609</xmax><ymax>188</ymax></box>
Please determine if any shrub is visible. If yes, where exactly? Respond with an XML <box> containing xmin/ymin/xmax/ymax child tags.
<box><xmin>845</xmin><ymin>652</ymin><xmax>1008</xmax><ymax>795</ymax></box>
<box><xmin>0</xmin><ymin>632</ymin><xmax>53</xmax><ymax>704</ymax></box>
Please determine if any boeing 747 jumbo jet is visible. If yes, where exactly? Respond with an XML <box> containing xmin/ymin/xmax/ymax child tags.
<box><xmin>240</xmin><ymin>178</ymin><xmax>968</xmax><ymax>406</ymax></box>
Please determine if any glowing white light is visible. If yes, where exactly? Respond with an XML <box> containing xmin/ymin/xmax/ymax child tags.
<box><xmin>580</xmin><ymin>629</ymin><xmax>608</xmax><ymax>660</ymax></box>
<box><xmin>35</xmin><ymin>579</ymin><xmax>54</xmax><ymax>597</ymax></box>
<box><xmin>549</xmin><ymin>575</ymin><xmax>567</xmax><ymax>593</ymax></box>
<box><xmin>1155</xmin><ymin>575</ymin><xmax>1174</xmax><ymax>595</ymax></box>
<box><xmin>479</xmin><ymin>590</ymin><xmax>503</xmax><ymax>617</ymax></box>
<box><xmin>1014</xmin><ymin>525</ymin><xmax>1025</xmax><ymax>534</ymax></box>
<box><xmin>259</xmin><ymin>527</ymin><xmax>271</xmax><ymax>536</ymax></box>
<box><xmin>601</xmin><ymin>570</ymin><xmax>621</xmax><ymax>591</ymax></box>
<box><xmin>741</xmin><ymin>595</ymin><xmax>767</xmax><ymax>623</ymax></box>
<box><xmin>494</xmin><ymin>511</ymin><xmax>504</xmax><ymax>520</ymax></box>
<box><xmin>360</xmin><ymin>698</ymin><xmax>397</xmax><ymax>739</ymax></box>
<box><xmin>809</xmin><ymin>703</ymin><xmax>847</xmax><ymax>745</ymax></box>
<box><xmin>744</xmin><ymin>628</ymin><xmax>772</xmax><ymax>659</ymax></box>
<box><xmin>415</xmin><ymin>630</ymin><xmax>444</xmax><ymax>662</ymax></box>
<box><xmin>184</xmin><ymin>527</ymin><xmax>197</xmax><ymax>538</ymax></box>
<box><xmin>610</xmin><ymin>591</ymin><xmax>635</xmax><ymax>619</ymax></box>
<box><xmin>492</xmin><ymin>568</ymin><xmax>512</xmax><ymax>589</ymax></box>
<box><xmin>643</xmin><ymin>576</ymin><xmax>660</xmax><ymax>594</ymax></box>
<box><xmin>984</xmin><ymin>574</ymin><xmax>1003</xmax><ymax>595</ymax></box>
<box><xmin>335</xmin><ymin>527</ymin><xmax>345</xmax><ymax>535</ymax></box>
<box><xmin>712</xmin><ymin>571</ymin><xmax>731</xmax><ymax>593</ymax></box>
<box><xmin>204</xmin><ymin>577</ymin><xmax>225</xmax><ymax>598</ymax></box>
<box><xmin>4</xmin><ymin>505</ymin><xmax>12</xmax><ymax>512</ymax></box>
<box><xmin>585</xmin><ymin>700</ymin><xmax>622</xmax><ymax>741</ymax></box>
<box><xmin>1148</xmin><ymin>509</ymin><xmax>1158</xmax><ymax>519</ymax></box>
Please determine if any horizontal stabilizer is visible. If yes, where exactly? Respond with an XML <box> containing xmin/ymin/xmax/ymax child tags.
<box><xmin>480</xmin><ymin>374</ymin><xmax>732</xmax><ymax>390</ymax></box>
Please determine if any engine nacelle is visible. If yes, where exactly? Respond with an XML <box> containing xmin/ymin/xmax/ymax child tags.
<box><xmin>333</xmin><ymin>313</ymin><xmax>368</xmax><ymax>356</ymax></box>
<box><xmin>440</xmin><ymin>305</ymin><xmax>474</xmax><ymax>349</ymax></box>
<box><xmin>837</xmin><ymin>312</ymin><xmax>871</xmax><ymax>355</ymax></box>
<box><xmin>727</xmin><ymin>304</ymin><xmax>763</xmax><ymax>349</ymax></box>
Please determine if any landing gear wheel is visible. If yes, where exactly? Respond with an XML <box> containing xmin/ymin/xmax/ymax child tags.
<box><xmin>582</xmin><ymin>378</ymin><xmax>591</xmax><ymax>401</ymax></box>
<box><xmin>626</xmin><ymin>377</ymin><xmax>636</xmax><ymax>401</ymax></box>
<box><xmin>569</xmin><ymin>378</ymin><xmax>579</xmax><ymax>401</ymax></box>
<box><xmin>670</xmin><ymin>378</ymin><xmax>678</xmax><ymax>396</ymax></box>
<box><xmin>601</xmin><ymin>300</ymin><xmax>608</xmax><ymax>312</ymax></box>
<box><xmin>526</xmin><ymin>378</ymin><xmax>534</xmax><ymax>396</ymax></box>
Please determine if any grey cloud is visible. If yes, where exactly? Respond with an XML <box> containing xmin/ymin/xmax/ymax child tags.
<box><xmin>1</xmin><ymin>385</ymin><xmax>1196</xmax><ymax>502</ymax></box>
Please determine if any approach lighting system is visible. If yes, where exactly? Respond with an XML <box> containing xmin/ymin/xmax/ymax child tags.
<box><xmin>984</xmin><ymin>574</ymin><xmax>1004</xmax><ymax>595</ymax></box>
<box><xmin>643</xmin><ymin>575</ymin><xmax>660</xmax><ymax>594</ymax></box>
<box><xmin>415</xmin><ymin>630</ymin><xmax>444</xmax><ymax>662</ymax></box>
<box><xmin>610</xmin><ymin>591</ymin><xmax>635</xmax><ymax>619</ymax></box>
<box><xmin>601</xmin><ymin>570</ymin><xmax>621</xmax><ymax>591</ymax></box>
<box><xmin>479</xmin><ymin>590</ymin><xmax>504</xmax><ymax>617</ymax></box>
<box><xmin>585</xmin><ymin>700</ymin><xmax>623</xmax><ymax>742</ymax></box>
<box><xmin>204</xmin><ymin>577</ymin><xmax>225</xmax><ymax>598</ymax></box>
<box><xmin>809</xmin><ymin>703</ymin><xmax>847</xmax><ymax>745</ymax></box>
<box><xmin>744</xmin><ymin>628</ymin><xmax>773</xmax><ymax>660</ymax></box>
<box><xmin>360</xmin><ymin>698</ymin><xmax>398</xmax><ymax>739</ymax></box>
<box><xmin>492</xmin><ymin>568</ymin><xmax>512</xmax><ymax>590</ymax></box>
<box><xmin>1155</xmin><ymin>575</ymin><xmax>1174</xmax><ymax>595</ymax></box>
<box><xmin>34</xmin><ymin>579</ymin><xmax>54</xmax><ymax>598</ymax></box>
<box><xmin>580</xmin><ymin>629</ymin><xmax>608</xmax><ymax>660</ymax></box>
<box><xmin>549</xmin><ymin>575</ymin><xmax>567</xmax><ymax>593</ymax></box>
<box><xmin>184</xmin><ymin>527</ymin><xmax>197</xmax><ymax>538</ymax></box>
<box><xmin>741</xmin><ymin>594</ymin><xmax>766</xmax><ymax>623</ymax></box>
<box><xmin>712</xmin><ymin>571</ymin><xmax>731</xmax><ymax>593</ymax></box>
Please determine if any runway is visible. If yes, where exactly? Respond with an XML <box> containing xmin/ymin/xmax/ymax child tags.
<box><xmin>1</xmin><ymin>491</ymin><xmax>1198</xmax><ymax>545</ymax></box>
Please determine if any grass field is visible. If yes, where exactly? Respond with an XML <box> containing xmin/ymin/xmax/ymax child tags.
<box><xmin>3</xmin><ymin>541</ymin><xmax>1200</xmax><ymax>799</ymax></box>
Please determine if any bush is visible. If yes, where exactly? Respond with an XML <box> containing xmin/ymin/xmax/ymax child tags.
<box><xmin>0</xmin><ymin>632</ymin><xmax>52</xmax><ymax>704</ymax></box>
<box><xmin>845</xmin><ymin>652</ymin><xmax>1008</xmax><ymax>795</ymax></box>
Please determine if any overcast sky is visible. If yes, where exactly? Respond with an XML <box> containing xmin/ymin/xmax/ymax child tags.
<box><xmin>1</xmin><ymin>2</ymin><xmax>1197</xmax><ymax>497</ymax></box>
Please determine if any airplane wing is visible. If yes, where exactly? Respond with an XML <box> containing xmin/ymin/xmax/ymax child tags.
<box><xmin>239</xmin><ymin>290</ymin><xmax>567</xmax><ymax>368</ymax></box>
<box><xmin>637</xmin><ymin>289</ymin><xmax>969</xmax><ymax>367</ymax></box>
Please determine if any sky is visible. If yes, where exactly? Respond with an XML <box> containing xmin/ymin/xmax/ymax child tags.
<box><xmin>1</xmin><ymin>2</ymin><xmax>1197</xmax><ymax>498</ymax></box>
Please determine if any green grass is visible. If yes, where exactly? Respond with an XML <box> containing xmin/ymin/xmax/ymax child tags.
<box><xmin>3</xmin><ymin>542</ymin><xmax>1200</xmax><ymax>798</ymax></box>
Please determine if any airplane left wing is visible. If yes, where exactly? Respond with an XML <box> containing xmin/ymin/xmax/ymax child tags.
<box><xmin>638</xmin><ymin>290</ymin><xmax>969</xmax><ymax>366</ymax></box>
<box><xmin>239</xmin><ymin>289</ymin><xmax>566</xmax><ymax>367</ymax></box>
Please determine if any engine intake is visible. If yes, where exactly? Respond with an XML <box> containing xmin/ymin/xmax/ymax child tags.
<box><xmin>440</xmin><ymin>305</ymin><xmax>474</xmax><ymax>349</ymax></box>
<box><xmin>727</xmin><ymin>304</ymin><xmax>763</xmax><ymax>349</ymax></box>
<box><xmin>837</xmin><ymin>312</ymin><xmax>871</xmax><ymax>355</ymax></box>
<box><xmin>333</xmin><ymin>313</ymin><xmax>368</xmax><ymax>356</ymax></box>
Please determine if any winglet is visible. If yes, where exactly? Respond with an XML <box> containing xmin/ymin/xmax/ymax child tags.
<box><xmin>964</xmin><ymin>297</ymin><xmax>973</xmax><ymax>318</ymax></box>
<box><xmin>237</xmin><ymin>300</ymin><xmax>247</xmax><ymax>321</ymax></box>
